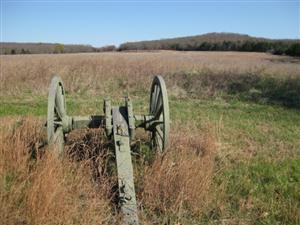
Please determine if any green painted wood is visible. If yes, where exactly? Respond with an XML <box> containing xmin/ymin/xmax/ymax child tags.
<box><xmin>112</xmin><ymin>106</ymin><xmax>139</xmax><ymax>225</ymax></box>
<box><xmin>72</xmin><ymin>115</ymin><xmax>104</xmax><ymax>129</ymax></box>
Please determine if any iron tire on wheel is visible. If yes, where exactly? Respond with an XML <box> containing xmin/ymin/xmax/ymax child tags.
<box><xmin>47</xmin><ymin>76</ymin><xmax>67</xmax><ymax>154</ymax></box>
<box><xmin>149</xmin><ymin>75</ymin><xmax>170</xmax><ymax>153</ymax></box>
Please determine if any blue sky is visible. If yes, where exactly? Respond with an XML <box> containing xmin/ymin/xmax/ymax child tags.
<box><xmin>1</xmin><ymin>0</ymin><xmax>299</xmax><ymax>47</ymax></box>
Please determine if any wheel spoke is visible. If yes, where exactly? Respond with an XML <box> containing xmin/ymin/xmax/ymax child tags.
<box><xmin>154</xmin><ymin>91</ymin><xmax>162</xmax><ymax>113</ymax></box>
<box><xmin>150</xmin><ymin>85</ymin><xmax>157</xmax><ymax>114</ymax></box>
<box><xmin>51</xmin><ymin>127</ymin><xmax>64</xmax><ymax>155</ymax></box>
<box><xmin>153</xmin><ymin>85</ymin><xmax>160</xmax><ymax>111</ymax></box>
<box><xmin>55</xmin><ymin>87</ymin><xmax>65</xmax><ymax>119</ymax></box>
<box><xmin>154</xmin><ymin>133</ymin><xmax>162</xmax><ymax>151</ymax></box>
<box><xmin>155</xmin><ymin>126</ymin><xmax>163</xmax><ymax>140</ymax></box>
<box><xmin>154</xmin><ymin>104</ymin><xmax>163</xmax><ymax>119</ymax></box>
<box><xmin>154</xmin><ymin>85</ymin><xmax>160</xmax><ymax>109</ymax></box>
<box><xmin>54</xmin><ymin>104</ymin><xmax>62</xmax><ymax>120</ymax></box>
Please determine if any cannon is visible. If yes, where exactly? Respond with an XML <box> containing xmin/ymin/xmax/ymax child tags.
<box><xmin>46</xmin><ymin>75</ymin><xmax>170</xmax><ymax>225</ymax></box>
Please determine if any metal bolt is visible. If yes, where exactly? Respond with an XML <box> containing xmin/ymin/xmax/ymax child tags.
<box><xmin>117</xmin><ymin>140</ymin><xmax>124</xmax><ymax>146</ymax></box>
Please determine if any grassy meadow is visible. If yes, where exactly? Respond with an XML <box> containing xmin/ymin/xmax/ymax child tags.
<box><xmin>1</xmin><ymin>51</ymin><xmax>300</xmax><ymax>224</ymax></box>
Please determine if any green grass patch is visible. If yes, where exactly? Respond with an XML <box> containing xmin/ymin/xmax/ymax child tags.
<box><xmin>209</xmin><ymin>157</ymin><xmax>300</xmax><ymax>225</ymax></box>
<box><xmin>171</xmin><ymin>98</ymin><xmax>300</xmax><ymax>160</ymax></box>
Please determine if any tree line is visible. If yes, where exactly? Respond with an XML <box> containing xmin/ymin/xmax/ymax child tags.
<box><xmin>1</xmin><ymin>33</ymin><xmax>299</xmax><ymax>56</ymax></box>
<box><xmin>119</xmin><ymin>40</ymin><xmax>300</xmax><ymax>57</ymax></box>
<box><xmin>0</xmin><ymin>43</ymin><xmax>96</xmax><ymax>55</ymax></box>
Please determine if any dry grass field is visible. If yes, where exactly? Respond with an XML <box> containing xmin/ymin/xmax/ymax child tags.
<box><xmin>1</xmin><ymin>51</ymin><xmax>300</xmax><ymax>97</ymax></box>
<box><xmin>1</xmin><ymin>51</ymin><xmax>300</xmax><ymax>224</ymax></box>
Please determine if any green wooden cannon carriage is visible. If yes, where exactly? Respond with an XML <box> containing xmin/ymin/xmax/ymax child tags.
<box><xmin>46</xmin><ymin>75</ymin><xmax>170</xmax><ymax>224</ymax></box>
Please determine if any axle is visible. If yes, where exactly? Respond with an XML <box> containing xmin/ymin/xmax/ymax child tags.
<box><xmin>60</xmin><ymin>114</ymin><xmax>156</xmax><ymax>135</ymax></box>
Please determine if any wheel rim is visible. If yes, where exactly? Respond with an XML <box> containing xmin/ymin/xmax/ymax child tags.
<box><xmin>149</xmin><ymin>75</ymin><xmax>170</xmax><ymax>152</ymax></box>
<box><xmin>47</xmin><ymin>76</ymin><xmax>66</xmax><ymax>153</ymax></box>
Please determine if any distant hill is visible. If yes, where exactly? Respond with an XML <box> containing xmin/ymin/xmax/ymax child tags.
<box><xmin>1</xmin><ymin>33</ymin><xmax>299</xmax><ymax>56</ymax></box>
<box><xmin>118</xmin><ymin>32</ymin><xmax>300</xmax><ymax>56</ymax></box>
<box><xmin>119</xmin><ymin>33</ymin><xmax>263</xmax><ymax>49</ymax></box>
<box><xmin>0</xmin><ymin>42</ymin><xmax>97</xmax><ymax>55</ymax></box>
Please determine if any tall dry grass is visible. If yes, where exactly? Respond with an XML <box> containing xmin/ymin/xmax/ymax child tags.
<box><xmin>0</xmin><ymin>118</ymin><xmax>217</xmax><ymax>224</ymax></box>
<box><xmin>1</xmin><ymin>51</ymin><xmax>299</xmax><ymax>97</ymax></box>
<box><xmin>140</xmin><ymin>126</ymin><xmax>216</xmax><ymax>224</ymax></box>
<box><xmin>0</xmin><ymin>118</ymin><xmax>113</xmax><ymax>225</ymax></box>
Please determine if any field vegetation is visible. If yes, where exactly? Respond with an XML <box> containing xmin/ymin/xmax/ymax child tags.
<box><xmin>1</xmin><ymin>51</ymin><xmax>300</xmax><ymax>224</ymax></box>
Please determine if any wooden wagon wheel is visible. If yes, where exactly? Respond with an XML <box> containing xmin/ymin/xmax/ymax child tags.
<box><xmin>47</xmin><ymin>76</ymin><xmax>67</xmax><ymax>154</ymax></box>
<box><xmin>149</xmin><ymin>75</ymin><xmax>170</xmax><ymax>152</ymax></box>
